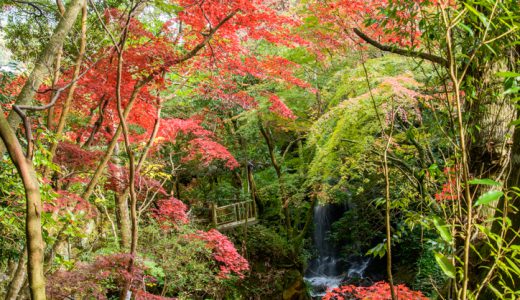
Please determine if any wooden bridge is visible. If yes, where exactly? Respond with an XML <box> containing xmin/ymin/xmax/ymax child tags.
<box><xmin>208</xmin><ymin>200</ymin><xmax>258</xmax><ymax>230</ymax></box>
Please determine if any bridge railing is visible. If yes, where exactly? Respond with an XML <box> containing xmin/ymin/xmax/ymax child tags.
<box><xmin>210</xmin><ymin>200</ymin><xmax>256</xmax><ymax>228</ymax></box>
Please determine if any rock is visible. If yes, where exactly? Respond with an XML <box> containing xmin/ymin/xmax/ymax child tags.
<box><xmin>283</xmin><ymin>275</ymin><xmax>309</xmax><ymax>300</ymax></box>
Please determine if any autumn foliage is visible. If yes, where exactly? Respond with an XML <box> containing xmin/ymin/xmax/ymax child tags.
<box><xmin>152</xmin><ymin>197</ymin><xmax>189</xmax><ymax>229</ymax></box>
<box><xmin>47</xmin><ymin>254</ymin><xmax>148</xmax><ymax>299</ymax></box>
<box><xmin>323</xmin><ymin>281</ymin><xmax>429</xmax><ymax>300</ymax></box>
<box><xmin>192</xmin><ymin>229</ymin><xmax>249</xmax><ymax>279</ymax></box>
<box><xmin>434</xmin><ymin>167</ymin><xmax>460</xmax><ymax>201</ymax></box>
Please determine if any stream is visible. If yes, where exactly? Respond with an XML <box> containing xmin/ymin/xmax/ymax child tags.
<box><xmin>304</xmin><ymin>204</ymin><xmax>371</xmax><ymax>298</ymax></box>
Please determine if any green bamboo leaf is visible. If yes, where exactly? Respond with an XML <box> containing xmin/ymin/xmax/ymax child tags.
<box><xmin>505</xmin><ymin>87</ymin><xmax>520</xmax><ymax>95</ymax></box>
<box><xmin>464</xmin><ymin>3</ymin><xmax>490</xmax><ymax>27</ymax></box>
<box><xmin>433</xmin><ymin>216</ymin><xmax>452</xmax><ymax>243</ymax></box>
<box><xmin>496</xmin><ymin>71</ymin><xmax>520</xmax><ymax>78</ymax></box>
<box><xmin>505</xmin><ymin>257</ymin><xmax>520</xmax><ymax>276</ymax></box>
<box><xmin>487</xmin><ymin>283</ymin><xmax>502</xmax><ymax>298</ymax></box>
<box><xmin>457</xmin><ymin>23</ymin><xmax>474</xmax><ymax>36</ymax></box>
<box><xmin>474</xmin><ymin>190</ymin><xmax>504</xmax><ymax>206</ymax></box>
<box><xmin>434</xmin><ymin>252</ymin><xmax>456</xmax><ymax>279</ymax></box>
<box><xmin>468</xmin><ymin>178</ymin><xmax>501</xmax><ymax>186</ymax></box>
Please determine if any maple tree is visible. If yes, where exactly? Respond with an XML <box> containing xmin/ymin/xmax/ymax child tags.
<box><xmin>0</xmin><ymin>0</ymin><xmax>518</xmax><ymax>299</ymax></box>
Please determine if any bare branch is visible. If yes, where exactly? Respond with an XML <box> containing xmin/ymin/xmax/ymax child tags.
<box><xmin>353</xmin><ymin>28</ymin><xmax>449</xmax><ymax>68</ymax></box>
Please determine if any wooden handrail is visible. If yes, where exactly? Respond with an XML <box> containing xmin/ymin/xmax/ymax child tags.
<box><xmin>215</xmin><ymin>200</ymin><xmax>254</xmax><ymax>210</ymax></box>
<box><xmin>210</xmin><ymin>200</ymin><xmax>257</xmax><ymax>227</ymax></box>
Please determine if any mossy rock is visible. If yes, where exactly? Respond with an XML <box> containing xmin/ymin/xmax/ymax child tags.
<box><xmin>282</xmin><ymin>271</ymin><xmax>309</xmax><ymax>300</ymax></box>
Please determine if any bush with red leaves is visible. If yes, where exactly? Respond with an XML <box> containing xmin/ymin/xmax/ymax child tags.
<box><xmin>434</xmin><ymin>167</ymin><xmax>459</xmax><ymax>201</ymax></box>
<box><xmin>47</xmin><ymin>254</ymin><xmax>142</xmax><ymax>299</ymax></box>
<box><xmin>192</xmin><ymin>229</ymin><xmax>249</xmax><ymax>279</ymax></box>
<box><xmin>105</xmin><ymin>163</ymin><xmax>167</xmax><ymax>196</ymax></box>
<box><xmin>323</xmin><ymin>281</ymin><xmax>429</xmax><ymax>300</ymax></box>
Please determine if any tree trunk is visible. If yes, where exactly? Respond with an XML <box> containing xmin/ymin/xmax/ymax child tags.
<box><xmin>0</xmin><ymin>0</ymin><xmax>84</xmax><ymax>155</ymax></box>
<box><xmin>114</xmin><ymin>143</ymin><xmax>132</xmax><ymax>250</ymax></box>
<box><xmin>465</xmin><ymin>62</ymin><xmax>515</xmax><ymax>181</ymax></box>
<box><xmin>5</xmin><ymin>247</ymin><xmax>27</xmax><ymax>300</ymax></box>
<box><xmin>81</xmin><ymin>87</ymin><xmax>141</xmax><ymax>201</ymax></box>
<box><xmin>258</xmin><ymin>120</ymin><xmax>292</xmax><ymax>236</ymax></box>
<box><xmin>0</xmin><ymin>114</ymin><xmax>46</xmax><ymax>300</ymax></box>
<box><xmin>45</xmin><ymin>0</ymin><xmax>88</xmax><ymax>177</ymax></box>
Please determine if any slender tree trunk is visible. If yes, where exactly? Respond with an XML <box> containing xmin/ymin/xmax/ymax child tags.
<box><xmin>113</xmin><ymin>143</ymin><xmax>132</xmax><ymax>250</ymax></box>
<box><xmin>115</xmin><ymin>104</ymin><xmax>162</xmax><ymax>249</ymax></box>
<box><xmin>7</xmin><ymin>258</ymin><xmax>17</xmax><ymax>281</ymax></box>
<box><xmin>82</xmin><ymin>95</ymin><xmax>109</xmax><ymax>148</ymax></box>
<box><xmin>247</xmin><ymin>163</ymin><xmax>261</xmax><ymax>213</ymax></box>
<box><xmin>81</xmin><ymin>88</ymin><xmax>140</xmax><ymax>201</ymax></box>
<box><xmin>47</xmin><ymin>51</ymin><xmax>63</xmax><ymax>130</ymax></box>
<box><xmin>0</xmin><ymin>0</ymin><xmax>83</xmax><ymax>155</ymax></box>
<box><xmin>116</xmin><ymin>194</ymin><xmax>132</xmax><ymax>250</ymax></box>
<box><xmin>5</xmin><ymin>247</ymin><xmax>27</xmax><ymax>300</ymax></box>
<box><xmin>258</xmin><ymin>120</ymin><xmax>292</xmax><ymax>236</ymax></box>
<box><xmin>383</xmin><ymin>132</ymin><xmax>396</xmax><ymax>300</ymax></box>
<box><xmin>45</xmin><ymin>0</ymin><xmax>88</xmax><ymax>177</ymax></box>
<box><xmin>0</xmin><ymin>113</ymin><xmax>46</xmax><ymax>300</ymax></box>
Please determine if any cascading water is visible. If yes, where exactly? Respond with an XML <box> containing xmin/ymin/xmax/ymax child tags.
<box><xmin>304</xmin><ymin>204</ymin><xmax>372</xmax><ymax>298</ymax></box>
<box><xmin>347</xmin><ymin>258</ymin><xmax>370</xmax><ymax>279</ymax></box>
<box><xmin>304</xmin><ymin>204</ymin><xmax>345</xmax><ymax>298</ymax></box>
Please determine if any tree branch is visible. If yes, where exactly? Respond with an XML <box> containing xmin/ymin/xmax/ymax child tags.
<box><xmin>353</xmin><ymin>28</ymin><xmax>449</xmax><ymax>68</ymax></box>
<box><xmin>174</xmin><ymin>10</ymin><xmax>238</xmax><ymax>65</ymax></box>
<box><xmin>12</xmin><ymin>1</ymin><xmax>45</xmax><ymax>17</ymax></box>
<box><xmin>12</xmin><ymin>60</ymin><xmax>96</xmax><ymax>158</ymax></box>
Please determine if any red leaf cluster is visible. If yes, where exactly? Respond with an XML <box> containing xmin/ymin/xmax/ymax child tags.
<box><xmin>152</xmin><ymin>197</ymin><xmax>189</xmax><ymax>229</ymax></box>
<box><xmin>435</xmin><ymin>167</ymin><xmax>459</xmax><ymax>201</ymax></box>
<box><xmin>267</xmin><ymin>94</ymin><xmax>297</xmax><ymax>120</ymax></box>
<box><xmin>192</xmin><ymin>229</ymin><xmax>249</xmax><ymax>279</ymax></box>
<box><xmin>158</xmin><ymin>118</ymin><xmax>213</xmax><ymax>141</ymax></box>
<box><xmin>323</xmin><ymin>281</ymin><xmax>428</xmax><ymax>300</ymax></box>
<box><xmin>185</xmin><ymin>138</ymin><xmax>240</xmax><ymax>169</ymax></box>
<box><xmin>54</xmin><ymin>142</ymin><xmax>103</xmax><ymax>170</ymax></box>
<box><xmin>158</xmin><ymin>117</ymin><xmax>239</xmax><ymax>169</ymax></box>
<box><xmin>304</xmin><ymin>0</ymin><xmax>452</xmax><ymax>59</ymax></box>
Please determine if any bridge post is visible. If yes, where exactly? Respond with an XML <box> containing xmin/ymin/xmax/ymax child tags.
<box><xmin>252</xmin><ymin>200</ymin><xmax>257</xmax><ymax>218</ymax></box>
<box><xmin>210</xmin><ymin>202</ymin><xmax>217</xmax><ymax>227</ymax></box>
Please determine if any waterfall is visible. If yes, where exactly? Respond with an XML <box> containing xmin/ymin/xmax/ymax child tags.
<box><xmin>347</xmin><ymin>258</ymin><xmax>370</xmax><ymax>278</ymax></box>
<box><xmin>304</xmin><ymin>204</ymin><xmax>344</xmax><ymax>298</ymax></box>
<box><xmin>304</xmin><ymin>203</ymin><xmax>372</xmax><ymax>298</ymax></box>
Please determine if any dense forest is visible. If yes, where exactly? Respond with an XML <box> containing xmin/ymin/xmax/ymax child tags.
<box><xmin>0</xmin><ymin>0</ymin><xmax>519</xmax><ymax>299</ymax></box>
